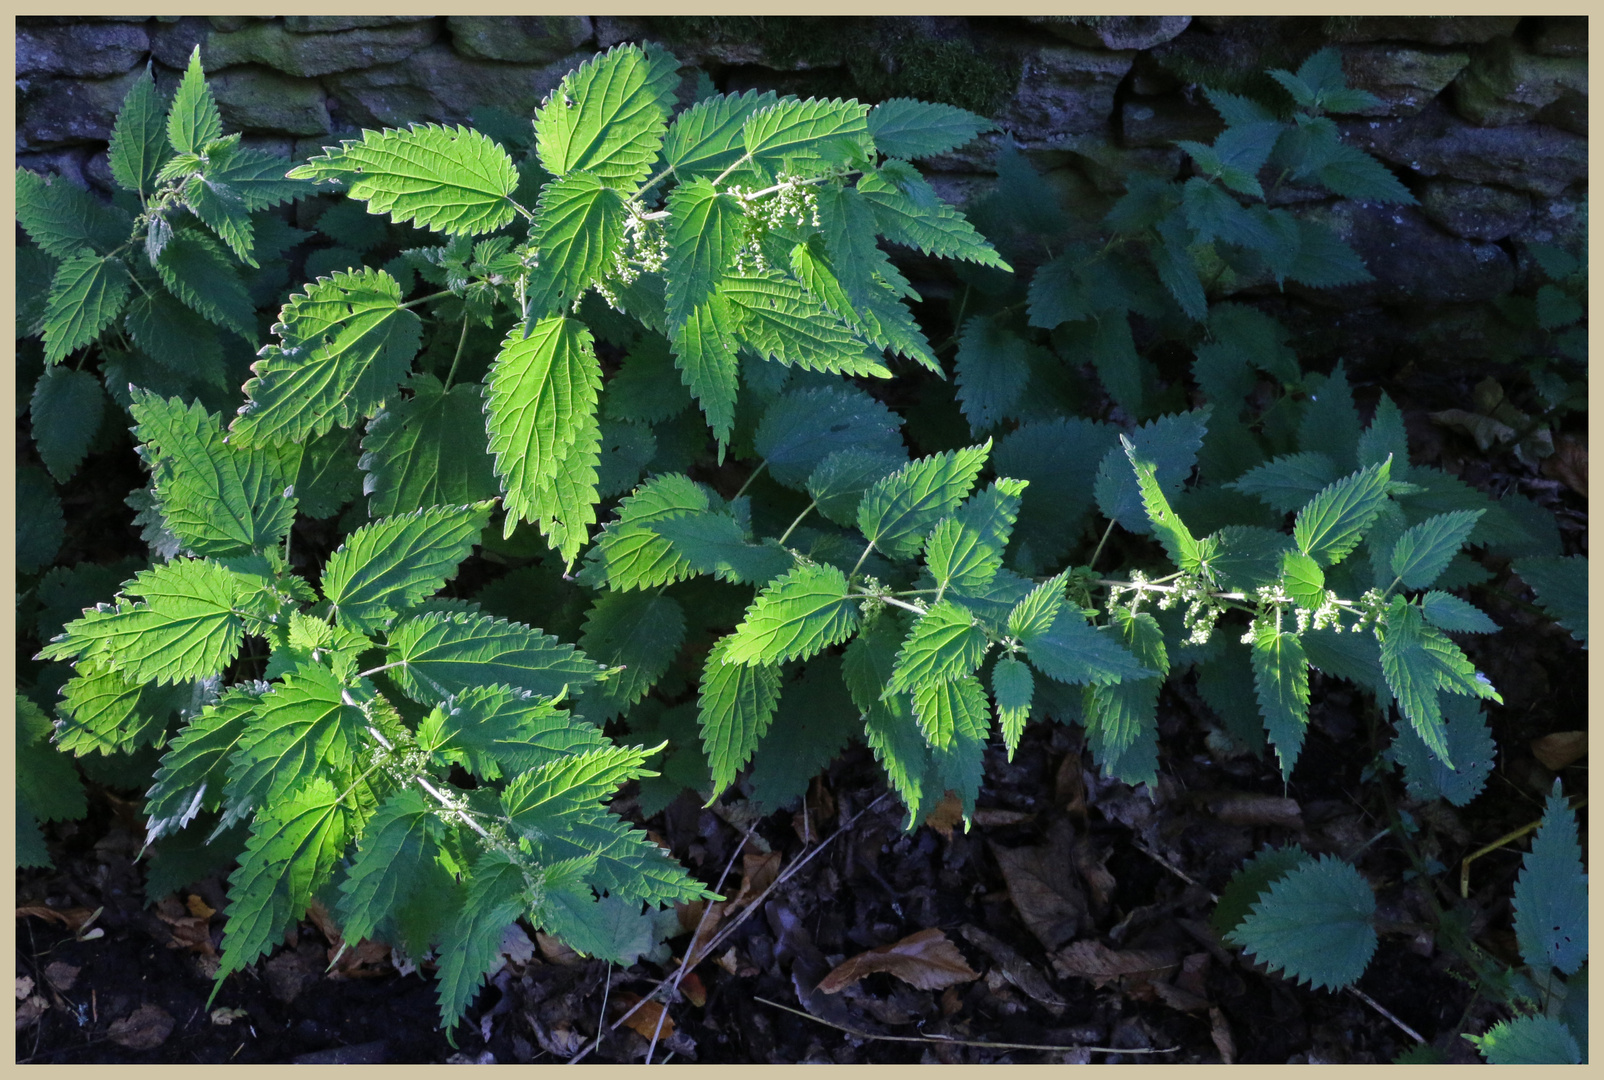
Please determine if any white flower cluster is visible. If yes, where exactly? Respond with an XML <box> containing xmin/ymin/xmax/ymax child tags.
<box><xmin>594</xmin><ymin>205</ymin><xmax>667</xmax><ymax>311</ymax></box>
<box><xmin>728</xmin><ymin>173</ymin><xmax>823</xmax><ymax>276</ymax></box>
<box><xmin>1153</xmin><ymin>573</ymin><xmax>1225</xmax><ymax>645</ymax></box>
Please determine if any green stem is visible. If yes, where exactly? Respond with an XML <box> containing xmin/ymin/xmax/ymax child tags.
<box><xmin>399</xmin><ymin>289</ymin><xmax>456</xmax><ymax>311</ymax></box>
<box><xmin>858</xmin><ymin>593</ymin><xmax>925</xmax><ymax>617</ymax></box>
<box><xmin>507</xmin><ymin>197</ymin><xmax>536</xmax><ymax>222</ymax></box>
<box><xmin>776</xmin><ymin>501</ymin><xmax>816</xmax><ymax>547</ymax></box>
<box><xmin>1088</xmin><ymin>518</ymin><xmax>1118</xmax><ymax>571</ymax></box>
<box><xmin>441</xmin><ymin>315</ymin><xmax>471</xmax><ymax>391</ymax></box>
<box><xmin>732</xmin><ymin>460</ymin><xmax>767</xmax><ymax>500</ymax></box>
<box><xmin>850</xmin><ymin>541</ymin><xmax>876</xmax><ymax>578</ymax></box>
<box><xmin>711</xmin><ymin>151</ymin><xmax>756</xmax><ymax>188</ymax></box>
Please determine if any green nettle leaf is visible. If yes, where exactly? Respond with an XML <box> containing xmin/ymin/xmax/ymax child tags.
<box><xmin>131</xmin><ymin>390</ymin><xmax>299</xmax><ymax>558</ymax></box>
<box><xmin>1094</xmin><ymin>409</ymin><xmax>1211</xmax><ymax>536</ymax></box>
<box><xmin>40</xmin><ymin>560</ymin><xmax>248</xmax><ymax>685</ymax></box>
<box><xmin>124</xmin><ymin>290</ymin><xmax>226</xmax><ymax>386</ymax></box>
<box><xmin>1377</xmin><ymin>602</ymin><xmax>1452</xmax><ymax>765</ymax></box>
<box><xmin>1388</xmin><ymin>510</ymin><xmax>1483</xmax><ymax>591</ymax></box>
<box><xmin>42</xmin><ymin>253</ymin><xmax>130</xmax><ymax>365</ymax></box>
<box><xmin>1280</xmin><ymin>551</ymin><xmax>1326</xmax><ymax>611</ymax></box>
<box><xmin>1388</xmin><ymin>695</ymin><xmax>1494</xmax><ymax>807</ymax></box>
<box><xmin>886</xmin><ymin>600</ymin><xmax>989</xmax><ymax>698</ymax></box>
<box><xmin>742</xmin><ymin>97</ymin><xmax>870</xmax><ymax>176</ymax></box>
<box><xmin>416</xmin><ymin>685</ymin><xmax>603</xmax><ymax>779</ymax></box>
<box><xmin>911</xmin><ymin>672</ymin><xmax>989</xmax><ymax>751</ymax></box>
<box><xmin>233</xmin><ymin>266</ymin><xmax>422</xmax><ymax>446</ymax></box>
<box><xmin>747</xmin><ymin>653</ymin><xmax>861</xmax><ymax>813</ymax></box>
<box><xmin>16</xmin><ymin>696</ymin><xmax>88</xmax><ymax>829</ymax></box>
<box><xmin>1226</xmin><ymin>854</ymin><xmax>1377</xmax><ymax>991</ymax></box>
<box><xmin>816</xmin><ymin>182</ymin><xmax>899</xmax><ymax>307</ymax></box>
<box><xmin>670</xmin><ymin>294</ymin><xmax>741</xmax><ymax>446</ymax></box>
<box><xmin>203</xmin><ymin>142</ymin><xmax>308</xmax><ymax>212</ymax></box>
<box><xmin>1420</xmin><ymin>591</ymin><xmax>1498</xmax><ymax>635</ymax></box>
<box><xmin>1468</xmin><ymin>1015</ymin><xmax>1582</xmax><ymax>1066</ymax></box>
<box><xmin>649</xmin><ymin>513</ymin><xmax>793</xmax><ymax>586</ymax></box>
<box><xmin>856</xmin><ymin>170</ymin><xmax>1009</xmax><ymax>270</ymax></box>
<box><xmin>525</xmin><ymin>172</ymin><xmax>627</xmax><ymax>319</ymax></box>
<box><xmin>580</xmin><ymin>473</ymin><xmax>711</xmax><ymax>591</ymax></box>
<box><xmin>289</xmin><ymin>124</ymin><xmax>520</xmax><ymax>237</ymax></box>
<box><xmin>858</xmin><ymin>441</ymin><xmax>990</xmax><ymax>561</ymax></box>
<box><xmin>359</xmin><ymin>374</ymin><xmax>501</xmax><ymax>518</ymax></box>
<box><xmin>665</xmin><ymin>177</ymin><xmax>743</xmax><ymax>326</ymax></box>
<box><xmin>1020</xmin><ymin>605</ymin><xmax>1152</xmax><ymax>686</ymax></box>
<box><xmin>16</xmin><ymin>167</ymin><xmax>132</xmax><ymax>259</ymax></box>
<box><xmin>1123</xmin><ymin>436</ymin><xmax>1209</xmax><ymax>573</ymax></box>
<box><xmin>1292</xmin><ymin>457</ymin><xmax>1392</xmax><ymax>567</ymax></box>
<box><xmin>846</xmin><ymin>614</ymin><xmax>928</xmax><ymax>824</ymax></box>
<box><xmin>808</xmin><ymin>448</ymin><xmax>907</xmax><ymax>528</ymax></box>
<box><xmin>1210</xmin><ymin>845</ymin><xmax>1314</xmax><ymax>940</ymax></box>
<box><xmin>1004</xmin><ymin>571</ymin><xmax>1069</xmax><ymax>641</ymax></box>
<box><xmin>386</xmin><ymin>610</ymin><xmax>602</xmax><ymax>703</ymax></box>
<box><xmin>1251</xmin><ymin>620</ymin><xmax>1311</xmax><ymax>779</ymax></box>
<box><xmin>1513</xmin><ymin>781</ymin><xmax>1588</xmax><ymax>978</ymax></box>
<box><xmin>698</xmin><ymin>635</ymin><xmax>783</xmax><ymax>797</ymax></box>
<box><xmin>166</xmin><ymin>47</ymin><xmax>222</xmax><ymax>155</ymax></box>
<box><xmin>1512</xmin><ymin>556</ymin><xmax>1588</xmax><ymax>648</ymax></box>
<box><xmin>184</xmin><ymin>171</ymin><xmax>257</xmax><ymax>265</ymax></box>
<box><xmin>535</xmin><ymin>43</ymin><xmax>678</xmax><ymax>190</ymax></box>
<box><xmin>866</xmin><ymin>98</ymin><xmax>993</xmax><ymax>160</ymax></box>
<box><xmin>578</xmin><ymin>591</ymin><xmax>687</xmax><ymax>721</ymax></box>
<box><xmin>721</xmin><ymin>273</ymin><xmax>889</xmax><ymax>378</ymax></box>
<box><xmin>990</xmin><ymin>655</ymin><xmax>1034</xmax><ymax>759</ymax></box>
<box><xmin>925</xmin><ymin>479</ymin><xmax>1026</xmax><ymax>596</ymax></box>
<box><xmin>144</xmin><ymin>686</ymin><xmax>261</xmax><ymax>840</ymax></box>
<box><xmin>30</xmin><ymin>365</ymin><xmax>104</xmax><ymax>482</ymax></box>
<box><xmin>486</xmin><ymin>316</ymin><xmax>603</xmax><ymax>539</ymax></box>
<box><xmin>754</xmin><ymin>382</ymin><xmax>905</xmax><ymax>490</ymax></box>
<box><xmin>1082</xmin><ymin>608</ymin><xmax>1166</xmax><ymax>787</ymax></box>
<box><xmin>321</xmin><ymin>502</ymin><xmax>493</xmax><ymax>632</ymax></box>
<box><xmin>216</xmin><ymin>777</ymin><xmax>351</xmax><ymax>986</ymax></box>
<box><xmin>53</xmin><ymin>665</ymin><xmax>181</xmax><ymax>755</ymax></box>
<box><xmin>660</xmin><ymin>89</ymin><xmax>779</xmax><ymax>181</ymax></box>
<box><xmin>154</xmin><ymin>228</ymin><xmax>258</xmax><ymax>342</ymax></box>
<box><xmin>724</xmin><ymin>562</ymin><xmax>860</xmax><ymax>666</ymax></box>
<box><xmin>954</xmin><ymin>316</ymin><xmax>1032</xmax><ymax>434</ymax></box>
<box><xmin>108</xmin><ymin>66</ymin><xmax>170</xmax><ymax>196</ymax></box>
<box><xmin>1227</xmin><ymin>451</ymin><xmax>1340</xmax><ymax>514</ymax></box>
<box><xmin>226</xmin><ymin>664</ymin><xmax>374</xmax><ymax>808</ymax></box>
<box><xmin>334</xmin><ymin>787</ymin><xmax>444</xmax><ymax>948</ymax></box>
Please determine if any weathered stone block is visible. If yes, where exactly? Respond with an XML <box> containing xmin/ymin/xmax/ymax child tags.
<box><xmin>17</xmin><ymin>67</ymin><xmax>145</xmax><ymax>150</ymax></box>
<box><xmin>1536</xmin><ymin>91</ymin><xmax>1587</xmax><ymax>137</ymax></box>
<box><xmin>211</xmin><ymin>66</ymin><xmax>331</xmax><ymax>136</ymax></box>
<box><xmin>447</xmin><ymin>16</ymin><xmax>594</xmax><ymax>64</ymax></box>
<box><xmin>1022</xmin><ymin>16</ymin><xmax>1191</xmax><ymax>53</ymax></box>
<box><xmin>1054</xmin><ymin>135</ymin><xmax>1185</xmax><ymax>195</ymax></box>
<box><xmin>208</xmin><ymin>16</ymin><xmax>270</xmax><ymax>33</ymax></box>
<box><xmin>1291</xmin><ymin>201</ymin><xmax>1514</xmax><ymax>307</ymax></box>
<box><xmin>1322</xmin><ymin>17</ymin><xmax>1521</xmax><ymax>46</ymax></box>
<box><xmin>998</xmin><ymin>44</ymin><xmax>1134</xmax><ymax>142</ymax></box>
<box><xmin>1340</xmin><ymin>45</ymin><xmax>1468</xmax><ymax>117</ymax></box>
<box><xmin>1418</xmin><ymin>180</ymin><xmax>1532</xmax><ymax>241</ymax></box>
<box><xmin>1120</xmin><ymin>93</ymin><xmax>1221</xmax><ymax>149</ymax></box>
<box><xmin>1451</xmin><ymin>38</ymin><xmax>1588</xmax><ymax>127</ymax></box>
<box><xmin>201</xmin><ymin>21</ymin><xmax>440</xmax><ymax>78</ymax></box>
<box><xmin>17</xmin><ymin>22</ymin><xmax>148</xmax><ymax>78</ymax></box>
<box><xmin>1340</xmin><ymin>102</ymin><xmax>1587</xmax><ymax>198</ymax></box>
<box><xmin>324</xmin><ymin>44</ymin><xmax>587</xmax><ymax>129</ymax></box>
<box><xmin>1525</xmin><ymin>16</ymin><xmax>1587</xmax><ymax>58</ymax></box>
<box><xmin>284</xmin><ymin>17</ymin><xmax>437</xmax><ymax>33</ymax></box>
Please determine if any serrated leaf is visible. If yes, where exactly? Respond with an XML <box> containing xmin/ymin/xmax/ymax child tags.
<box><xmin>755</xmin><ymin>383</ymin><xmax>904</xmax><ymax>490</ymax></box>
<box><xmin>321</xmin><ymin>503</ymin><xmax>491</xmax><ymax>633</ymax></box>
<box><xmin>359</xmin><ymin>373</ymin><xmax>500</xmax><ymax>518</ymax></box>
<box><xmin>1094</xmin><ymin>409</ymin><xmax>1211</xmax><ymax>535</ymax></box>
<box><xmin>216</xmin><ymin>776</ymin><xmax>351</xmax><ymax>985</ymax></box>
<box><xmin>1210</xmin><ymin>845</ymin><xmax>1314</xmax><ymax>939</ymax></box>
<box><xmin>1293</xmin><ymin>458</ymin><xmax>1391</xmax><ymax>566</ymax></box>
<box><xmin>650</xmin><ymin>513</ymin><xmax>793</xmax><ymax>586</ymax></box>
<box><xmin>184</xmin><ymin>171</ymin><xmax>256</xmax><ymax>265</ymax></box>
<box><xmin>153</xmin><ymin>227</ymin><xmax>257</xmax><ymax>342</ymax></box>
<box><xmin>816</xmin><ymin>182</ymin><xmax>900</xmax><ymax>307</ymax></box>
<box><xmin>660</xmin><ymin>89</ymin><xmax>779</xmax><ymax>180</ymax></box>
<box><xmin>15</xmin><ymin>167</ymin><xmax>131</xmax><ymax>260</ymax></box>
<box><xmin>538</xmin><ymin>888</ymin><xmax>669</xmax><ymax>968</ymax></box>
<box><xmin>856</xmin><ymin>169</ymin><xmax>1008</xmax><ymax>270</ymax></box>
<box><xmin>846</xmin><ymin>614</ymin><xmax>927</xmax><ymax>823</ymax></box>
<box><xmin>867</xmin><ymin>98</ymin><xmax>993</xmax><ymax>160</ymax></box>
<box><xmin>1421</xmin><ymin>591</ymin><xmax>1498</xmax><ymax>634</ymax></box>
<box><xmin>144</xmin><ymin>686</ymin><xmax>261</xmax><ymax>841</ymax></box>
<box><xmin>1020</xmin><ymin>606</ymin><xmax>1152</xmax><ymax>687</ymax></box>
<box><xmin>1314</xmin><ymin>142</ymin><xmax>1413</xmax><ymax>204</ymax></box>
<box><xmin>434</xmin><ymin>850</ymin><xmax>528</xmax><ymax>1032</ymax></box>
<box><xmin>743</xmin><ymin>97</ymin><xmax>870</xmax><ymax>176</ymax></box>
<box><xmin>53</xmin><ymin>665</ymin><xmax>182</xmax><ymax>756</ymax></box>
<box><xmin>669</xmin><ymin>293</ymin><xmax>741</xmax><ymax>447</ymax></box>
<box><xmin>42</xmin><ymin>253</ymin><xmax>130</xmax><ymax>364</ymax></box>
<box><xmin>1286</xmin><ymin>217</ymin><xmax>1373</xmax><ymax>289</ymax></box>
<box><xmin>124</xmin><ymin>290</ymin><xmax>226</xmax><ymax>386</ymax></box>
<box><xmin>995</xmin><ymin>418</ymin><xmax>1117</xmax><ymax>574</ymax></box>
<box><xmin>1182</xmin><ymin>177</ymin><xmax>1273</xmax><ymax>250</ymax></box>
<box><xmin>910</xmin><ymin>672</ymin><xmax>989</xmax><ymax>752</ymax></box>
<box><xmin>109</xmin><ymin>67</ymin><xmax>170</xmax><ymax>196</ymax></box>
<box><xmin>335</xmin><ymin>786</ymin><xmax>444</xmax><ymax>949</ymax></box>
<box><xmin>954</xmin><ymin>315</ymin><xmax>1031</xmax><ymax>434</ymax></box>
<box><xmin>722</xmin><ymin>273</ymin><xmax>888</xmax><ymax>378</ymax></box>
<box><xmin>166</xmin><ymin>46</ymin><xmax>221</xmax><ymax>154</ymax></box>
<box><xmin>204</xmin><ymin>143</ymin><xmax>308</xmax><ymax>212</ymax></box>
<box><xmin>40</xmin><ymin>560</ymin><xmax>248</xmax><ymax>684</ymax></box>
<box><xmin>580</xmin><ymin>473</ymin><xmax>711</xmax><ymax>591</ymax></box>
<box><xmin>724</xmin><ymin>562</ymin><xmax>860</xmax><ymax>666</ymax></box>
<box><xmin>1280</xmin><ymin>551</ymin><xmax>1326</xmax><ymax>610</ymax></box>
<box><xmin>16</xmin><ymin>467</ymin><xmax>64</xmax><ymax>575</ymax></box>
<box><xmin>579</xmin><ymin>591</ymin><xmax>686</xmax><ymax>721</ymax></box>
<box><xmin>665</xmin><ymin>177</ymin><xmax>743</xmax><ymax>326</ymax></box>
<box><xmin>1226</xmin><ymin>854</ymin><xmax>1377</xmax><ymax>991</ymax></box>
<box><xmin>990</xmin><ymin>655</ymin><xmax>1033</xmax><ymax>760</ymax></box>
<box><xmin>885</xmin><ymin>600</ymin><xmax>989</xmax><ymax>700</ymax></box>
<box><xmin>293</xmin><ymin>427</ymin><xmax>364</xmax><ymax>520</ymax></box>
<box><xmin>1251</xmin><ymin>620</ymin><xmax>1311</xmax><ymax>779</ymax></box>
<box><xmin>225</xmin><ymin>665</ymin><xmax>373</xmax><ymax>809</ymax></box>
<box><xmin>131</xmin><ymin>389</ymin><xmax>298</xmax><ymax>557</ymax></box>
<box><xmin>698</xmin><ymin>635</ymin><xmax>782</xmax><ymax>797</ymax></box>
<box><xmin>386</xmin><ymin>610</ymin><xmax>601</xmax><ymax>703</ymax></box>
<box><xmin>1227</xmin><ymin>451</ymin><xmax>1339</xmax><ymax>514</ymax></box>
<box><xmin>1512</xmin><ymin>556</ymin><xmax>1588</xmax><ymax>648</ymax></box>
<box><xmin>1121</xmin><ymin>435</ymin><xmax>1209</xmax><ymax>572</ymax></box>
<box><xmin>1388</xmin><ymin>695</ymin><xmax>1494</xmax><ymax>807</ymax></box>
<box><xmin>535</xmin><ymin>44</ymin><xmax>676</xmax><ymax>190</ymax></box>
<box><xmin>290</xmin><ymin>124</ymin><xmax>519</xmax><ymax>236</ymax></box>
<box><xmin>807</xmin><ymin>448</ymin><xmax>907</xmax><ymax>528</ymax></box>
<box><xmin>1378</xmin><ymin>602</ymin><xmax>1451</xmax><ymax>765</ymax></box>
<box><xmin>1082</xmin><ymin>608</ymin><xmax>1166</xmax><ymax>787</ymax></box>
<box><xmin>747</xmin><ymin>654</ymin><xmax>860</xmax><ymax>812</ymax></box>
<box><xmin>418</xmin><ymin>684</ymin><xmax>606</xmax><ymax>780</ymax></box>
<box><xmin>15</xmin><ymin>696</ymin><xmax>87</xmax><ymax>826</ymax></box>
<box><xmin>858</xmin><ymin>441</ymin><xmax>990</xmax><ymax>561</ymax></box>
<box><xmin>1388</xmin><ymin>509</ymin><xmax>1482</xmax><ymax>590</ymax></box>
<box><xmin>485</xmin><ymin>316</ymin><xmax>603</xmax><ymax>533</ymax></box>
<box><xmin>1513</xmin><ymin>781</ymin><xmax>1588</xmax><ymax>977</ymax></box>
<box><xmin>535</xmin><ymin>804</ymin><xmax>709</xmax><ymax>906</ymax></box>
<box><xmin>1469</xmin><ymin>1015</ymin><xmax>1582</xmax><ymax>1065</ymax></box>
<box><xmin>524</xmin><ymin>172</ymin><xmax>627</xmax><ymax>319</ymax></box>
<box><xmin>30</xmin><ymin>365</ymin><xmax>104</xmax><ymax>482</ymax></box>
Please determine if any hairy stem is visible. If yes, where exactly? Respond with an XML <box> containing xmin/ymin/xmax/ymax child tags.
<box><xmin>775</xmin><ymin>500</ymin><xmax>816</xmax><ymax>547</ymax></box>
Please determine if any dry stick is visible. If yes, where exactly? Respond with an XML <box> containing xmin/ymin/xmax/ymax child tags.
<box><xmin>1346</xmin><ymin>985</ymin><xmax>1425</xmax><ymax>1045</ymax></box>
<box><xmin>573</xmin><ymin>823</ymin><xmax>757</xmax><ymax>1065</ymax></box>
<box><xmin>754</xmin><ymin>996</ymin><xmax>1179</xmax><ymax>1057</ymax></box>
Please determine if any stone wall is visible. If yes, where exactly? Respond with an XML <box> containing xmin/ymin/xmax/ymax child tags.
<box><xmin>16</xmin><ymin>15</ymin><xmax>1587</xmax><ymax>369</ymax></box>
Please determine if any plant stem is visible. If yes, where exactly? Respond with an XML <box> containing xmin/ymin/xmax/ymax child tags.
<box><xmin>441</xmin><ymin>315</ymin><xmax>470</xmax><ymax>391</ymax></box>
<box><xmin>849</xmin><ymin>541</ymin><xmax>875</xmax><ymax>578</ymax></box>
<box><xmin>507</xmin><ymin>197</ymin><xmax>535</xmax><ymax>222</ymax></box>
<box><xmin>732</xmin><ymin>460</ymin><xmax>767</xmax><ymax>500</ymax></box>
<box><xmin>398</xmin><ymin>289</ymin><xmax>456</xmax><ymax>311</ymax></box>
<box><xmin>1088</xmin><ymin>518</ymin><xmax>1118</xmax><ymax>571</ymax></box>
<box><xmin>775</xmin><ymin>501</ymin><xmax>816</xmax><ymax>546</ymax></box>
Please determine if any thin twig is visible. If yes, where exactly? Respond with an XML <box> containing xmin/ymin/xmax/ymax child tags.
<box><xmin>1134</xmin><ymin>842</ymin><xmax>1216</xmax><ymax>901</ymax></box>
<box><xmin>1346</xmin><ymin>985</ymin><xmax>1424</xmax><ymax>1044</ymax></box>
<box><xmin>753</xmin><ymin>996</ymin><xmax>1179</xmax><ymax>1056</ymax></box>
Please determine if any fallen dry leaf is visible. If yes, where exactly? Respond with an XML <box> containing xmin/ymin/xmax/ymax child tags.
<box><xmin>1428</xmin><ymin>408</ymin><xmax>1516</xmax><ymax>452</ymax></box>
<box><xmin>1208</xmin><ymin>792</ymin><xmax>1303</xmax><ymax>828</ymax></box>
<box><xmin>186</xmin><ymin>894</ymin><xmax>216</xmax><ymax>919</ymax></box>
<box><xmin>960</xmin><ymin>924</ymin><xmax>1066</xmax><ymax>1008</ymax></box>
<box><xmin>680</xmin><ymin>970</ymin><xmax>707</xmax><ymax>1008</ymax></box>
<box><xmin>536</xmin><ymin>930</ymin><xmax>584</xmax><ymax>967</ymax></box>
<box><xmin>328</xmin><ymin>938</ymin><xmax>394</xmax><ymax>980</ymax></box>
<box><xmin>107</xmin><ymin>1003</ymin><xmax>176</xmax><ymax>1050</ymax></box>
<box><xmin>818</xmin><ymin>927</ymin><xmax>979</xmax><ymax>994</ymax></box>
<box><xmin>990</xmin><ymin>818</ymin><xmax>1086</xmax><ymax>950</ymax></box>
<box><xmin>1532</xmin><ymin>731</ymin><xmax>1587</xmax><ymax>771</ymax></box>
<box><xmin>16</xmin><ymin>905</ymin><xmax>97</xmax><ymax>930</ymax></box>
<box><xmin>1053</xmin><ymin>940</ymin><xmax>1178</xmax><ymax>991</ymax></box>
<box><xmin>16</xmin><ymin>995</ymin><xmax>48</xmax><ymax>1031</ymax></box>
<box><xmin>924</xmin><ymin>791</ymin><xmax>966</xmax><ymax>839</ymax></box>
<box><xmin>1055</xmin><ymin>752</ymin><xmax>1087</xmax><ymax>817</ymax></box>
<box><xmin>1073</xmin><ymin>835</ymin><xmax>1117</xmax><ymax>912</ymax></box>
<box><xmin>612</xmin><ymin>991</ymin><xmax>674</xmax><ymax>1039</ymax></box>
<box><xmin>16</xmin><ymin>976</ymin><xmax>35</xmax><ymax>1000</ymax></box>
<box><xmin>1153</xmin><ymin>980</ymin><xmax>1211</xmax><ymax>1013</ymax></box>
<box><xmin>211</xmin><ymin>1007</ymin><xmax>249</xmax><ymax>1026</ymax></box>
<box><xmin>1543</xmin><ymin>433</ymin><xmax>1587</xmax><ymax>497</ymax></box>
<box><xmin>1210</xmin><ymin>1006</ymin><xmax>1237</xmax><ymax>1064</ymax></box>
<box><xmin>43</xmin><ymin>961</ymin><xmax>79</xmax><ymax>993</ymax></box>
<box><xmin>154</xmin><ymin>899</ymin><xmax>216</xmax><ymax>957</ymax></box>
<box><xmin>972</xmin><ymin>808</ymin><xmax>1034</xmax><ymax>827</ymax></box>
<box><xmin>1176</xmin><ymin>952</ymin><xmax>1210</xmax><ymax>999</ymax></box>
<box><xmin>731</xmin><ymin>850</ymin><xmax>782</xmax><ymax>910</ymax></box>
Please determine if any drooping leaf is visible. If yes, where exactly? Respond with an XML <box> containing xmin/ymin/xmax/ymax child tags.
<box><xmin>1388</xmin><ymin>695</ymin><xmax>1494</xmax><ymax>807</ymax></box>
<box><xmin>1378</xmin><ymin>602</ymin><xmax>1451</xmax><ymax>765</ymax></box>
<box><xmin>990</xmin><ymin>655</ymin><xmax>1034</xmax><ymax>759</ymax></box>
<box><xmin>15</xmin><ymin>167</ymin><xmax>131</xmax><ymax>260</ymax></box>
<box><xmin>1019</xmin><ymin>606</ymin><xmax>1152</xmax><ymax>687</ymax></box>
<box><xmin>30</xmin><ymin>365</ymin><xmax>104</xmax><ymax>482</ymax></box>
<box><xmin>911</xmin><ymin>673</ymin><xmax>989</xmax><ymax>752</ymax></box>
<box><xmin>154</xmin><ymin>228</ymin><xmax>256</xmax><ymax>341</ymax></box>
<box><xmin>856</xmin><ymin>169</ymin><xmax>1008</xmax><ymax>269</ymax></box>
<box><xmin>144</xmin><ymin>686</ymin><xmax>261</xmax><ymax>841</ymax></box>
<box><xmin>524</xmin><ymin>172</ymin><xmax>628</xmax><ymax>319</ymax></box>
<box><xmin>289</xmin><ymin>124</ymin><xmax>520</xmax><ymax>237</ymax></box>
<box><xmin>747</xmin><ymin>653</ymin><xmax>860</xmax><ymax>812</ymax></box>
<box><xmin>1226</xmin><ymin>854</ymin><xmax>1377</xmax><ymax>991</ymax></box>
<box><xmin>15</xmin><ymin>695</ymin><xmax>88</xmax><ymax>826</ymax></box>
<box><xmin>386</xmin><ymin>610</ymin><xmax>602</xmax><ymax>703</ymax></box>
<box><xmin>1512</xmin><ymin>556</ymin><xmax>1588</xmax><ymax>648</ymax></box>
<box><xmin>1251</xmin><ymin>620</ymin><xmax>1311</xmax><ymax>779</ymax></box>
<box><xmin>1081</xmin><ymin>608</ymin><xmax>1166</xmax><ymax>787</ymax></box>
<box><xmin>321</xmin><ymin>503</ymin><xmax>493</xmax><ymax>633</ymax></box>
<box><xmin>434</xmin><ymin>850</ymin><xmax>529</xmax><ymax>1032</ymax></box>
<box><xmin>359</xmin><ymin>374</ymin><xmax>501</xmax><ymax>518</ymax></box>
<box><xmin>669</xmin><ymin>294</ymin><xmax>741</xmax><ymax>446</ymax></box>
<box><xmin>1512</xmin><ymin>781</ymin><xmax>1588</xmax><ymax>977</ymax></box>
<box><xmin>41</xmin><ymin>253</ymin><xmax>130</xmax><ymax>364</ymax></box>
<box><xmin>664</xmin><ymin>177</ymin><xmax>743</xmax><ymax>326</ymax></box>
<box><xmin>954</xmin><ymin>315</ymin><xmax>1032</xmax><ymax>434</ymax></box>
<box><xmin>698</xmin><ymin>634</ymin><xmax>783</xmax><ymax>797</ymax></box>
<box><xmin>754</xmin><ymin>382</ymin><xmax>904</xmax><ymax>490</ymax></box>
<box><xmin>123</xmin><ymin>290</ymin><xmax>226</xmax><ymax>386</ymax></box>
<box><xmin>724</xmin><ymin>562</ymin><xmax>860</xmax><ymax>666</ymax></box>
<box><xmin>535</xmin><ymin>43</ymin><xmax>677</xmax><ymax>190</ymax></box>
<box><xmin>858</xmin><ymin>442</ymin><xmax>991</xmax><ymax>561</ymax></box>
<box><xmin>578</xmin><ymin>591</ymin><xmax>687</xmax><ymax>721</ymax></box>
<box><xmin>335</xmin><ymin>786</ymin><xmax>445</xmax><ymax>949</ymax></box>
<box><xmin>1094</xmin><ymin>409</ymin><xmax>1211</xmax><ymax>535</ymax></box>
<box><xmin>866</xmin><ymin>98</ymin><xmax>993</xmax><ymax>160</ymax></box>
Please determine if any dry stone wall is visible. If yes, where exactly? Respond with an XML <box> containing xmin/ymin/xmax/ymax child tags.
<box><xmin>16</xmin><ymin>14</ymin><xmax>1587</xmax><ymax>370</ymax></box>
